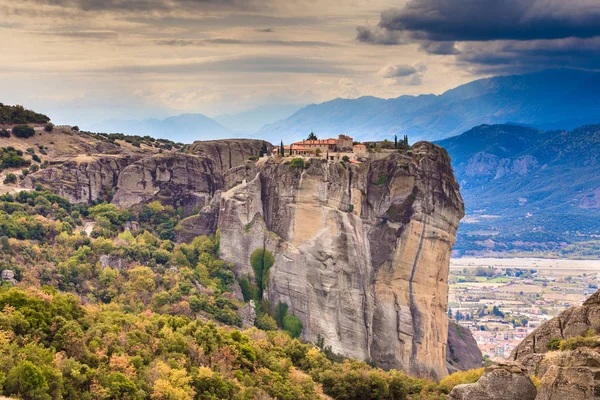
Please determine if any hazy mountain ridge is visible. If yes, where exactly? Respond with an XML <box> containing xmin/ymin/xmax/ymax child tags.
<box><xmin>438</xmin><ymin>123</ymin><xmax>600</xmax><ymax>257</ymax></box>
<box><xmin>257</xmin><ymin>69</ymin><xmax>600</xmax><ymax>144</ymax></box>
<box><xmin>90</xmin><ymin>113</ymin><xmax>235</xmax><ymax>143</ymax></box>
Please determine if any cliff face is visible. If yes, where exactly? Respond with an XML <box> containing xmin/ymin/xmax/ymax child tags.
<box><xmin>218</xmin><ymin>142</ymin><xmax>464</xmax><ymax>379</ymax></box>
<box><xmin>20</xmin><ymin>137</ymin><xmax>463</xmax><ymax>378</ymax></box>
<box><xmin>23</xmin><ymin>155</ymin><xmax>141</xmax><ymax>203</ymax></box>
<box><xmin>447</xmin><ymin>321</ymin><xmax>483</xmax><ymax>373</ymax></box>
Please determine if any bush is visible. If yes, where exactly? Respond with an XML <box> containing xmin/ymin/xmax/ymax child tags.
<box><xmin>255</xmin><ymin>313</ymin><xmax>278</xmax><ymax>331</ymax></box>
<box><xmin>289</xmin><ymin>158</ymin><xmax>305</xmax><ymax>170</ymax></box>
<box><xmin>547</xmin><ymin>337</ymin><xmax>562</xmax><ymax>350</ymax></box>
<box><xmin>283</xmin><ymin>314</ymin><xmax>303</xmax><ymax>338</ymax></box>
<box><xmin>11</xmin><ymin>125</ymin><xmax>35</xmax><ymax>138</ymax></box>
<box><xmin>560</xmin><ymin>336</ymin><xmax>600</xmax><ymax>351</ymax></box>
<box><xmin>3</xmin><ymin>173</ymin><xmax>17</xmax><ymax>184</ymax></box>
<box><xmin>71</xmin><ymin>126</ymin><xmax>80</xmax><ymax>132</ymax></box>
<box><xmin>440</xmin><ymin>368</ymin><xmax>484</xmax><ymax>390</ymax></box>
<box><xmin>44</xmin><ymin>123</ymin><xmax>54</xmax><ymax>132</ymax></box>
<box><xmin>32</xmin><ymin>154</ymin><xmax>41</xmax><ymax>163</ymax></box>
<box><xmin>0</xmin><ymin>129</ymin><xmax>9</xmax><ymax>138</ymax></box>
<box><xmin>250</xmin><ymin>248</ymin><xmax>275</xmax><ymax>300</ymax></box>
<box><xmin>342</xmin><ymin>155</ymin><xmax>350</xmax><ymax>163</ymax></box>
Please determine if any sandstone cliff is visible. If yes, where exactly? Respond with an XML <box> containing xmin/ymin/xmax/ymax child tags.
<box><xmin>217</xmin><ymin>142</ymin><xmax>464</xmax><ymax>379</ymax></box>
<box><xmin>19</xmin><ymin>136</ymin><xmax>462</xmax><ymax>378</ymax></box>
<box><xmin>447</xmin><ymin>321</ymin><xmax>483</xmax><ymax>373</ymax></box>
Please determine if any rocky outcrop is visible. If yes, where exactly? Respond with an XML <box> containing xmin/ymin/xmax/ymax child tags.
<box><xmin>218</xmin><ymin>142</ymin><xmax>464</xmax><ymax>379</ymax></box>
<box><xmin>112</xmin><ymin>153</ymin><xmax>223</xmax><ymax>216</ymax></box>
<box><xmin>23</xmin><ymin>155</ymin><xmax>140</xmax><ymax>203</ymax></box>
<box><xmin>511</xmin><ymin>289</ymin><xmax>600</xmax><ymax>362</ymax></box>
<box><xmin>239</xmin><ymin>300</ymin><xmax>257</xmax><ymax>328</ymax></box>
<box><xmin>1</xmin><ymin>270</ymin><xmax>17</xmax><ymax>286</ymax></box>
<box><xmin>186</xmin><ymin>139</ymin><xmax>270</xmax><ymax>171</ymax></box>
<box><xmin>535</xmin><ymin>348</ymin><xmax>600</xmax><ymax>399</ymax></box>
<box><xmin>448</xmin><ymin>363</ymin><xmax>537</xmax><ymax>400</ymax></box>
<box><xmin>447</xmin><ymin>321</ymin><xmax>483</xmax><ymax>373</ymax></box>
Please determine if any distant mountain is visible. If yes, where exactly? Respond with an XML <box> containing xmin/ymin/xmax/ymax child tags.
<box><xmin>91</xmin><ymin>113</ymin><xmax>234</xmax><ymax>143</ymax></box>
<box><xmin>438</xmin><ymin>124</ymin><xmax>600</xmax><ymax>257</ymax></box>
<box><xmin>214</xmin><ymin>104</ymin><xmax>303</xmax><ymax>134</ymax></box>
<box><xmin>257</xmin><ymin>69</ymin><xmax>600</xmax><ymax>144</ymax></box>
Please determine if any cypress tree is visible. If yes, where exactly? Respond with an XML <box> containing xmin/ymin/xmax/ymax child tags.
<box><xmin>394</xmin><ymin>135</ymin><xmax>398</xmax><ymax>149</ymax></box>
<box><xmin>280</xmin><ymin>140</ymin><xmax>284</xmax><ymax>157</ymax></box>
<box><xmin>289</xmin><ymin>144</ymin><xmax>293</xmax><ymax>156</ymax></box>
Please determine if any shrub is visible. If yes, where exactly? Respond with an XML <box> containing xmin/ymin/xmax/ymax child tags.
<box><xmin>44</xmin><ymin>123</ymin><xmax>54</xmax><ymax>132</ymax></box>
<box><xmin>283</xmin><ymin>314</ymin><xmax>303</xmax><ymax>338</ymax></box>
<box><xmin>255</xmin><ymin>313</ymin><xmax>278</xmax><ymax>331</ymax></box>
<box><xmin>0</xmin><ymin>129</ymin><xmax>9</xmax><ymax>138</ymax></box>
<box><xmin>440</xmin><ymin>368</ymin><xmax>484</xmax><ymax>390</ymax></box>
<box><xmin>342</xmin><ymin>155</ymin><xmax>350</xmax><ymax>163</ymax></box>
<box><xmin>11</xmin><ymin>125</ymin><xmax>35</xmax><ymax>138</ymax></box>
<box><xmin>72</xmin><ymin>126</ymin><xmax>80</xmax><ymax>132</ymax></box>
<box><xmin>3</xmin><ymin>173</ymin><xmax>17</xmax><ymax>184</ymax></box>
<box><xmin>250</xmin><ymin>248</ymin><xmax>275</xmax><ymax>300</ymax></box>
<box><xmin>547</xmin><ymin>337</ymin><xmax>562</xmax><ymax>350</ymax></box>
<box><xmin>289</xmin><ymin>158</ymin><xmax>305</xmax><ymax>170</ymax></box>
<box><xmin>32</xmin><ymin>154</ymin><xmax>41</xmax><ymax>163</ymax></box>
<box><xmin>373</xmin><ymin>176</ymin><xmax>388</xmax><ymax>186</ymax></box>
<box><xmin>560</xmin><ymin>336</ymin><xmax>600</xmax><ymax>351</ymax></box>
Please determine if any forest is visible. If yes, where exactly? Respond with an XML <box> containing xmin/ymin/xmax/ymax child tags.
<box><xmin>0</xmin><ymin>190</ymin><xmax>468</xmax><ymax>399</ymax></box>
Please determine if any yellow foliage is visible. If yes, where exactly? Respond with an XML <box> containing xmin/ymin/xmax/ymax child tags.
<box><xmin>530</xmin><ymin>375</ymin><xmax>541</xmax><ymax>389</ymax></box>
<box><xmin>439</xmin><ymin>368</ymin><xmax>484</xmax><ymax>390</ymax></box>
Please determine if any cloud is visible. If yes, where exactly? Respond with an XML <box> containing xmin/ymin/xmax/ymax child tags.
<box><xmin>91</xmin><ymin>55</ymin><xmax>351</xmax><ymax>75</ymax></box>
<box><xmin>33</xmin><ymin>30</ymin><xmax>119</xmax><ymax>39</ymax></box>
<box><xmin>25</xmin><ymin>0</ymin><xmax>269</xmax><ymax>13</ymax></box>
<box><xmin>379</xmin><ymin>62</ymin><xmax>427</xmax><ymax>85</ymax></box>
<box><xmin>154</xmin><ymin>38</ymin><xmax>340</xmax><ymax>47</ymax></box>
<box><xmin>358</xmin><ymin>0</ymin><xmax>600</xmax><ymax>71</ymax></box>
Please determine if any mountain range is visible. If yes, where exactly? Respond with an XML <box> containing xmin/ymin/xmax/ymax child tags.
<box><xmin>257</xmin><ymin>69</ymin><xmax>600</xmax><ymax>144</ymax></box>
<box><xmin>88</xmin><ymin>69</ymin><xmax>600</xmax><ymax>145</ymax></box>
<box><xmin>439</xmin><ymin>123</ymin><xmax>600</xmax><ymax>257</ymax></box>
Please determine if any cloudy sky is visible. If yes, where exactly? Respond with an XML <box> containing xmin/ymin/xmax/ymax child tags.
<box><xmin>1</xmin><ymin>0</ymin><xmax>599</xmax><ymax>125</ymax></box>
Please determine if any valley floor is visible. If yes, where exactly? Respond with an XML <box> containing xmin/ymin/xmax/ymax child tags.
<box><xmin>449</xmin><ymin>257</ymin><xmax>600</xmax><ymax>361</ymax></box>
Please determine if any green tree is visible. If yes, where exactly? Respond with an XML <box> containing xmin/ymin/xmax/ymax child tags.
<box><xmin>307</xmin><ymin>132</ymin><xmax>317</xmax><ymax>140</ymax></box>
<box><xmin>44</xmin><ymin>123</ymin><xmax>54</xmax><ymax>132</ymax></box>
<box><xmin>3</xmin><ymin>173</ymin><xmax>17</xmax><ymax>184</ymax></box>
<box><xmin>249</xmin><ymin>248</ymin><xmax>275</xmax><ymax>300</ymax></box>
<box><xmin>394</xmin><ymin>135</ymin><xmax>398</xmax><ymax>149</ymax></box>
<box><xmin>280</xmin><ymin>140</ymin><xmax>285</xmax><ymax>157</ymax></box>
<box><xmin>0</xmin><ymin>129</ymin><xmax>10</xmax><ymax>138</ymax></box>
<box><xmin>12</xmin><ymin>125</ymin><xmax>36</xmax><ymax>138</ymax></box>
<box><xmin>4</xmin><ymin>360</ymin><xmax>50</xmax><ymax>400</ymax></box>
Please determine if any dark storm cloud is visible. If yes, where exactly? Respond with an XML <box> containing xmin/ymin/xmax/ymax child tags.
<box><xmin>358</xmin><ymin>0</ymin><xmax>600</xmax><ymax>71</ymax></box>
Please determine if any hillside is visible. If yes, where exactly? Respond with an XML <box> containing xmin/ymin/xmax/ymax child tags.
<box><xmin>438</xmin><ymin>124</ymin><xmax>600</xmax><ymax>257</ymax></box>
<box><xmin>256</xmin><ymin>69</ymin><xmax>600</xmax><ymax>143</ymax></box>
<box><xmin>0</xmin><ymin>103</ymin><xmax>50</xmax><ymax>125</ymax></box>
<box><xmin>90</xmin><ymin>113</ymin><xmax>234</xmax><ymax>143</ymax></box>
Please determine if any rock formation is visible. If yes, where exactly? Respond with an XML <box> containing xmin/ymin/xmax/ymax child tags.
<box><xmin>447</xmin><ymin>321</ymin><xmax>483</xmax><ymax>373</ymax></box>
<box><xmin>20</xmin><ymin>136</ymin><xmax>463</xmax><ymax>378</ymax></box>
<box><xmin>23</xmin><ymin>155</ymin><xmax>140</xmax><ymax>203</ymax></box>
<box><xmin>511</xmin><ymin>288</ymin><xmax>600</xmax><ymax>361</ymax></box>
<box><xmin>448</xmin><ymin>363</ymin><xmax>537</xmax><ymax>400</ymax></box>
<box><xmin>217</xmin><ymin>142</ymin><xmax>464</xmax><ymax>378</ymax></box>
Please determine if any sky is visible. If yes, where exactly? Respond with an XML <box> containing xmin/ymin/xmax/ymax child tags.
<box><xmin>1</xmin><ymin>0</ymin><xmax>599</xmax><ymax>125</ymax></box>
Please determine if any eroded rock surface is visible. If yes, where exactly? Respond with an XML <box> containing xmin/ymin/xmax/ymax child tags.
<box><xmin>218</xmin><ymin>142</ymin><xmax>464</xmax><ymax>378</ymax></box>
<box><xmin>448</xmin><ymin>363</ymin><xmax>537</xmax><ymax>400</ymax></box>
<box><xmin>512</xmin><ymin>289</ymin><xmax>600</xmax><ymax>362</ymax></box>
<box><xmin>447</xmin><ymin>321</ymin><xmax>483</xmax><ymax>373</ymax></box>
<box><xmin>23</xmin><ymin>155</ymin><xmax>140</xmax><ymax>203</ymax></box>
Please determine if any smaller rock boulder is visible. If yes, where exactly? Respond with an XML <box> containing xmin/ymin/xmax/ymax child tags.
<box><xmin>447</xmin><ymin>321</ymin><xmax>483</xmax><ymax>373</ymax></box>
<box><xmin>448</xmin><ymin>363</ymin><xmax>537</xmax><ymax>400</ymax></box>
<box><xmin>0</xmin><ymin>269</ymin><xmax>17</xmax><ymax>286</ymax></box>
<box><xmin>238</xmin><ymin>300</ymin><xmax>256</xmax><ymax>329</ymax></box>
